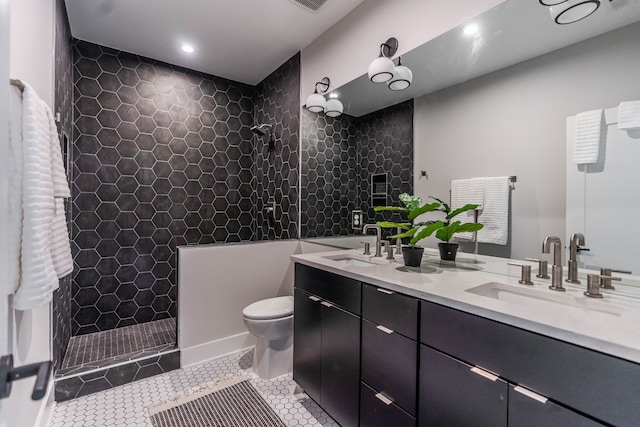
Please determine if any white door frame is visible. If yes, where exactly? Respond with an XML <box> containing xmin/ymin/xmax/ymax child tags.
<box><xmin>0</xmin><ymin>0</ymin><xmax>12</xmax><ymax>424</ymax></box>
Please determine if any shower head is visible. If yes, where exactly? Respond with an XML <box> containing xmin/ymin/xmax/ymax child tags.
<box><xmin>250</xmin><ymin>123</ymin><xmax>275</xmax><ymax>151</ymax></box>
<box><xmin>250</xmin><ymin>124</ymin><xmax>272</xmax><ymax>136</ymax></box>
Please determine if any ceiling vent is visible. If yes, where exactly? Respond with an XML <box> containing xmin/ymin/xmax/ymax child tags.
<box><xmin>289</xmin><ymin>0</ymin><xmax>330</xmax><ymax>12</ymax></box>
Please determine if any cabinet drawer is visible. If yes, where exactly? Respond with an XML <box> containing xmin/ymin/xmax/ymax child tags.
<box><xmin>419</xmin><ymin>344</ymin><xmax>508</xmax><ymax>427</ymax></box>
<box><xmin>509</xmin><ymin>384</ymin><xmax>604</xmax><ymax>427</ymax></box>
<box><xmin>361</xmin><ymin>319</ymin><xmax>417</xmax><ymax>416</ymax></box>
<box><xmin>360</xmin><ymin>382</ymin><xmax>415</xmax><ymax>427</ymax></box>
<box><xmin>295</xmin><ymin>264</ymin><xmax>361</xmax><ymax>314</ymax></box>
<box><xmin>421</xmin><ymin>300</ymin><xmax>640</xmax><ymax>427</ymax></box>
<box><xmin>362</xmin><ymin>283</ymin><xmax>418</xmax><ymax>339</ymax></box>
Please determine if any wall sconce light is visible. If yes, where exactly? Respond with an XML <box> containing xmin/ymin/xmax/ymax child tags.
<box><xmin>305</xmin><ymin>77</ymin><xmax>344</xmax><ymax>117</ymax></box>
<box><xmin>325</xmin><ymin>94</ymin><xmax>344</xmax><ymax>117</ymax></box>
<box><xmin>387</xmin><ymin>57</ymin><xmax>412</xmax><ymax>91</ymax></box>
<box><xmin>368</xmin><ymin>37</ymin><xmax>412</xmax><ymax>91</ymax></box>
<box><xmin>540</xmin><ymin>0</ymin><xmax>601</xmax><ymax>24</ymax></box>
<box><xmin>368</xmin><ymin>37</ymin><xmax>398</xmax><ymax>83</ymax></box>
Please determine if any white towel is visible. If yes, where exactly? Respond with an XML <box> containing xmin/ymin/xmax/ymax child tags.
<box><xmin>48</xmin><ymin>103</ymin><xmax>73</xmax><ymax>278</ymax></box>
<box><xmin>572</xmin><ymin>109</ymin><xmax>604</xmax><ymax>165</ymax></box>
<box><xmin>618</xmin><ymin>101</ymin><xmax>640</xmax><ymax>130</ymax></box>
<box><xmin>7</xmin><ymin>85</ymin><xmax>24</xmax><ymax>296</ymax></box>
<box><xmin>476</xmin><ymin>176</ymin><xmax>510</xmax><ymax>245</ymax></box>
<box><xmin>12</xmin><ymin>82</ymin><xmax>73</xmax><ymax>310</ymax></box>
<box><xmin>468</xmin><ymin>177</ymin><xmax>485</xmax><ymax>211</ymax></box>
<box><xmin>450</xmin><ymin>179</ymin><xmax>474</xmax><ymax>241</ymax></box>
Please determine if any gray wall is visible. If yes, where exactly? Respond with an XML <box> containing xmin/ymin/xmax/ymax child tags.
<box><xmin>414</xmin><ymin>21</ymin><xmax>640</xmax><ymax>261</ymax></box>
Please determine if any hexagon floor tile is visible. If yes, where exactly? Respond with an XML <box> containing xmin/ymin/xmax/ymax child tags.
<box><xmin>51</xmin><ymin>349</ymin><xmax>338</xmax><ymax>427</ymax></box>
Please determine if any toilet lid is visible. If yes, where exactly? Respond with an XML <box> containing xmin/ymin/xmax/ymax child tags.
<box><xmin>243</xmin><ymin>296</ymin><xmax>294</xmax><ymax>320</ymax></box>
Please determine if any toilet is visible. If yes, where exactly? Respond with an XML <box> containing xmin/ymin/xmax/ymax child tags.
<box><xmin>242</xmin><ymin>296</ymin><xmax>294</xmax><ymax>380</ymax></box>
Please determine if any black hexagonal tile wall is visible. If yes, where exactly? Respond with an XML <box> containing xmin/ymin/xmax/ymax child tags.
<box><xmin>254</xmin><ymin>54</ymin><xmax>300</xmax><ymax>241</ymax></box>
<box><xmin>71</xmin><ymin>40</ymin><xmax>267</xmax><ymax>335</ymax></box>
<box><xmin>300</xmin><ymin>100</ymin><xmax>413</xmax><ymax>238</ymax></box>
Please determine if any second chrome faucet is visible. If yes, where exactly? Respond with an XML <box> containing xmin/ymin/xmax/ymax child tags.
<box><xmin>542</xmin><ymin>236</ymin><xmax>565</xmax><ymax>291</ymax></box>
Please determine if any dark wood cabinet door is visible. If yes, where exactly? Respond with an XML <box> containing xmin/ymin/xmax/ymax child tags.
<box><xmin>360</xmin><ymin>382</ymin><xmax>416</xmax><ymax>427</ymax></box>
<box><xmin>509</xmin><ymin>385</ymin><xmax>605</xmax><ymax>427</ymax></box>
<box><xmin>362</xmin><ymin>283</ymin><xmax>419</xmax><ymax>340</ymax></box>
<box><xmin>419</xmin><ymin>345</ymin><xmax>508</xmax><ymax>427</ymax></box>
<box><xmin>293</xmin><ymin>289</ymin><xmax>321</xmax><ymax>403</ymax></box>
<box><xmin>361</xmin><ymin>319</ymin><xmax>417</xmax><ymax>416</ymax></box>
<box><xmin>321</xmin><ymin>302</ymin><xmax>361</xmax><ymax>427</ymax></box>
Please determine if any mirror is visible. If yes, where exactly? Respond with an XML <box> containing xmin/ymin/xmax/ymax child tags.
<box><xmin>301</xmin><ymin>0</ymin><xmax>640</xmax><ymax>281</ymax></box>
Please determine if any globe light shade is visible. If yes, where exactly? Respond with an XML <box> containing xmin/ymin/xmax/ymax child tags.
<box><xmin>387</xmin><ymin>64</ymin><xmax>413</xmax><ymax>91</ymax></box>
<box><xmin>368</xmin><ymin>56</ymin><xmax>395</xmax><ymax>83</ymax></box>
<box><xmin>325</xmin><ymin>98</ymin><xmax>344</xmax><ymax>117</ymax></box>
<box><xmin>539</xmin><ymin>0</ymin><xmax>567</xmax><ymax>5</ymax></box>
<box><xmin>306</xmin><ymin>92</ymin><xmax>326</xmax><ymax>113</ymax></box>
<box><xmin>550</xmin><ymin>0</ymin><xmax>600</xmax><ymax>24</ymax></box>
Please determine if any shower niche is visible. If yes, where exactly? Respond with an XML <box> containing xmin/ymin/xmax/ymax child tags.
<box><xmin>371</xmin><ymin>173</ymin><xmax>388</xmax><ymax>207</ymax></box>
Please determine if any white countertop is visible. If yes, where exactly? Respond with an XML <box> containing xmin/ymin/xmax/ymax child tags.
<box><xmin>291</xmin><ymin>248</ymin><xmax>640</xmax><ymax>365</ymax></box>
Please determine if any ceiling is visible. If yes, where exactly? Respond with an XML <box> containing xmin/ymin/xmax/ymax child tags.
<box><xmin>339</xmin><ymin>0</ymin><xmax>640</xmax><ymax>116</ymax></box>
<box><xmin>64</xmin><ymin>0</ymin><xmax>365</xmax><ymax>85</ymax></box>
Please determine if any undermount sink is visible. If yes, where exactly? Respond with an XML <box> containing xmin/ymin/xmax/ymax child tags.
<box><xmin>323</xmin><ymin>254</ymin><xmax>381</xmax><ymax>267</ymax></box>
<box><xmin>466</xmin><ymin>282</ymin><xmax>625</xmax><ymax>319</ymax></box>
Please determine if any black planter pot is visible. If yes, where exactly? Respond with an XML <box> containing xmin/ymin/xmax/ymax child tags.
<box><xmin>438</xmin><ymin>243</ymin><xmax>459</xmax><ymax>261</ymax></box>
<box><xmin>402</xmin><ymin>246</ymin><xmax>424</xmax><ymax>267</ymax></box>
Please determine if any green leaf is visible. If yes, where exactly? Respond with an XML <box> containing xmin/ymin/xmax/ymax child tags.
<box><xmin>376</xmin><ymin>221</ymin><xmax>410</xmax><ymax>230</ymax></box>
<box><xmin>435</xmin><ymin>221</ymin><xmax>461</xmax><ymax>242</ymax></box>
<box><xmin>409</xmin><ymin>221</ymin><xmax>444</xmax><ymax>246</ymax></box>
<box><xmin>373</xmin><ymin>206</ymin><xmax>409</xmax><ymax>213</ymax></box>
<box><xmin>399</xmin><ymin>193</ymin><xmax>422</xmax><ymax>210</ymax></box>
<box><xmin>429</xmin><ymin>195</ymin><xmax>450</xmax><ymax>213</ymax></box>
<box><xmin>407</xmin><ymin>202</ymin><xmax>441</xmax><ymax>221</ymax></box>
<box><xmin>389</xmin><ymin>228</ymin><xmax>418</xmax><ymax>239</ymax></box>
<box><xmin>446</xmin><ymin>204</ymin><xmax>480</xmax><ymax>220</ymax></box>
<box><xmin>456</xmin><ymin>222</ymin><xmax>484</xmax><ymax>233</ymax></box>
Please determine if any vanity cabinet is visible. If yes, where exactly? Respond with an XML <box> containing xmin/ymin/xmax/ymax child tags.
<box><xmin>293</xmin><ymin>264</ymin><xmax>361</xmax><ymax>427</ymax></box>
<box><xmin>419</xmin><ymin>345</ymin><xmax>508</xmax><ymax>426</ymax></box>
<box><xmin>360</xmin><ymin>284</ymin><xmax>418</xmax><ymax>426</ymax></box>
<box><xmin>419</xmin><ymin>300</ymin><xmax>638</xmax><ymax>426</ymax></box>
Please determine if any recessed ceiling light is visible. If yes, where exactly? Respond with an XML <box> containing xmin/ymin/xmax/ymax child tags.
<box><xmin>182</xmin><ymin>44</ymin><xmax>194</xmax><ymax>53</ymax></box>
<box><xmin>463</xmin><ymin>24</ymin><xmax>479</xmax><ymax>35</ymax></box>
<box><xmin>329</xmin><ymin>92</ymin><xmax>338</xmax><ymax>99</ymax></box>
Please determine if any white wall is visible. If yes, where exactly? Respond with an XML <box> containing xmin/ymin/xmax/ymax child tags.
<box><xmin>178</xmin><ymin>240</ymin><xmax>344</xmax><ymax>367</ymax></box>
<box><xmin>413</xmin><ymin>21</ymin><xmax>640</xmax><ymax>262</ymax></box>
<box><xmin>1</xmin><ymin>1</ymin><xmax>55</xmax><ymax>426</ymax></box>
<box><xmin>301</xmin><ymin>0</ymin><xmax>505</xmax><ymax>95</ymax></box>
<box><xmin>9</xmin><ymin>0</ymin><xmax>54</xmax><ymax>107</ymax></box>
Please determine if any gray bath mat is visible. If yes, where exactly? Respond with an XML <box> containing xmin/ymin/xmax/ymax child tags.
<box><xmin>148</xmin><ymin>377</ymin><xmax>285</xmax><ymax>427</ymax></box>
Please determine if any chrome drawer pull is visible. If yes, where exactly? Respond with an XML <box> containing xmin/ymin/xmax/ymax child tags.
<box><xmin>374</xmin><ymin>392</ymin><xmax>394</xmax><ymax>406</ymax></box>
<box><xmin>470</xmin><ymin>366</ymin><xmax>499</xmax><ymax>382</ymax></box>
<box><xmin>514</xmin><ymin>385</ymin><xmax>548</xmax><ymax>404</ymax></box>
<box><xmin>376</xmin><ymin>325</ymin><xmax>394</xmax><ymax>334</ymax></box>
<box><xmin>376</xmin><ymin>288</ymin><xmax>394</xmax><ymax>295</ymax></box>
<box><xmin>308</xmin><ymin>296</ymin><xmax>320</xmax><ymax>302</ymax></box>
<box><xmin>320</xmin><ymin>301</ymin><xmax>333</xmax><ymax>308</ymax></box>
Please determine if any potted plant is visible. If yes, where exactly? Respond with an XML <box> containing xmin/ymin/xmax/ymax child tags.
<box><xmin>429</xmin><ymin>196</ymin><xmax>484</xmax><ymax>261</ymax></box>
<box><xmin>373</xmin><ymin>193</ymin><xmax>443</xmax><ymax>267</ymax></box>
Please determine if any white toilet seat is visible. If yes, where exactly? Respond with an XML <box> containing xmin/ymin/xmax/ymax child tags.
<box><xmin>242</xmin><ymin>296</ymin><xmax>293</xmax><ymax>320</ymax></box>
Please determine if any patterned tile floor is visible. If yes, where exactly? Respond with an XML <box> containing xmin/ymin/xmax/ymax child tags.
<box><xmin>50</xmin><ymin>349</ymin><xmax>338</xmax><ymax>427</ymax></box>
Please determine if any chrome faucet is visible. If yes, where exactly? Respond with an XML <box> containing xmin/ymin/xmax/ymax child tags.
<box><xmin>363</xmin><ymin>224</ymin><xmax>383</xmax><ymax>257</ymax></box>
<box><xmin>566</xmin><ymin>233</ymin><xmax>588</xmax><ymax>284</ymax></box>
<box><xmin>542</xmin><ymin>236</ymin><xmax>565</xmax><ymax>291</ymax></box>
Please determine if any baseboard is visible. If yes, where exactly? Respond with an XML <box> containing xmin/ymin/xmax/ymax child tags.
<box><xmin>181</xmin><ymin>332</ymin><xmax>255</xmax><ymax>368</ymax></box>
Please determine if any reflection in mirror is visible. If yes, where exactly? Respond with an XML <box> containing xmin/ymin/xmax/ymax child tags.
<box><xmin>301</xmin><ymin>0</ymin><xmax>640</xmax><ymax>283</ymax></box>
